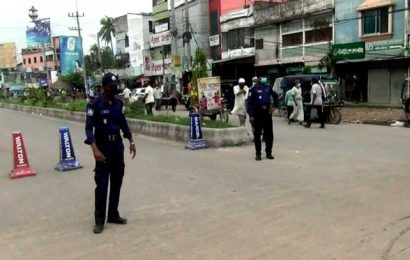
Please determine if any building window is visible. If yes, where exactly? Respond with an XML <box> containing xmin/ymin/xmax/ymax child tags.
<box><xmin>23</xmin><ymin>58</ymin><xmax>26</xmax><ymax>65</ymax></box>
<box><xmin>46</xmin><ymin>55</ymin><xmax>53</xmax><ymax>62</ymax></box>
<box><xmin>210</xmin><ymin>10</ymin><xmax>219</xmax><ymax>35</ymax></box>
<box><xmin>28</xmin><ymin>58</ymin><xmax>31</xmax><ymax>64</ymax></box>
<box><xmin>255</xmin><ymin>39</ymin><xmax>264</xmax><ymax>49</ymax></box>
<box><xmin>40</xmin><ymin>56</ymin><xmax>43</xmax><ymax>63</ymax></box>
<box><xmin>282</xmin><ymin>32</ymin><xmax>303</xmax><ymax>47</ymax></box>
<box><xmin>34</xmin><ymin>57</ymin><xmax>37</xmax><ymax>63</ymax></box>
<box><xmin>362</xmin><ymin>8</ymin><xmax>389</xmax><ymax>35</ymax></box>
<box><xmin>225</xmin><ymin>28</ymin><xmax>253</xmax><ymax>50</ymax></box>
<box><xmin>125</xmin><ymin>35</ymin><xmax>129</xmax><ymax>48</ymax></box>
<box><xmin>305</xmin><ymin>27</ymin><xmax>332</xmax><ymax>44</ymax></box>
<box><xmin>153</xmin><ymin>0</ymin><xmax>166</xmax><ymax>5</ymax></box>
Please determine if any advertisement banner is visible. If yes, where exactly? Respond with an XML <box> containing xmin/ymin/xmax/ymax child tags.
<box><xmin>150</xmin><ymin>31</ymin><xmax>172</xmax><ymax>48</ymax></box>
<box><xmin>59</xmin><ymin>36</ymin><xmax>83</xmax><ymax>75</ymax></box>
<box><xmin>26</xmin><ymin>19</ymin><xmax>51</xmax><ymax>45</ymax></box>
<box><xmin>197</xmin><ymin>77</ymin><xmax>221</xmax><ymax>111</ymax></box>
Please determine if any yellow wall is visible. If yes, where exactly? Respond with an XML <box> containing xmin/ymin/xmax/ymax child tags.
<box><xmin>0</xmin><ymin>42</ymin><xmax>17</xmax><ymax>69</ymax></box>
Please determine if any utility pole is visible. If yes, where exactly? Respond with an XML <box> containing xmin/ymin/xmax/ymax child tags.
<box><xmin>170</xmin><ymin>0</ymin><xmax>178</xmax><ymax>73</ymax></box>
<box><xmin>184</xmin><ymin>0</ymin><xmax>192</xmax><ymax>71</ymax></box>
<box><xmin>68</xmin><ymin>0</ymin><xmax>88</xmax><ymax>95</ymax></box>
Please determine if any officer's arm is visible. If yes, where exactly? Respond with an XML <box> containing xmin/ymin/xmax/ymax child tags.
<box><xmin>247</xmin><ymin>89</ymin><xmax>255</xmax><ymax>118</ymax></box>
<box><xmin>118</xmin><ymin>101</ymin><xmax>134</xmax><ymax>142</ymax></box>
<box><xmin>84</xmin><ymin>102</ymin><xmax>96</xmax><ymax>145</ymax></box>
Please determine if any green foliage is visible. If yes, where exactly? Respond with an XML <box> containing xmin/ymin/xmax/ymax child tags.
<box><xmin>125</xmin><ymin>114</ymin><xmax>234</xmax><ymax>129</ymax></box>
<box><xmin>64</xmin><ymin>99</ymin><xmax>88</xmax><ymax>112</ymax></box>
<box><xmin>60</xmin><ymin>71</ymin><xmax>85</xmax><ymax>91</ymax></box>
<box><xmin>101</xmin><ymin>47</ymin><xmax>114</xmax><ymax>69</ymax></box>
<box><xmin>302</xmin><ymin>66</ymin><xmax>312</xmax><ymax>74</ymax></box>
<box><xmin>99</xmin><ymin>16</ymin><xmax>115</xmax><ymax>54</ymax></box>
<box><xmin>125</xmin><ymin>100</ymin><xmax>146</xmax><ymax>115</ymax></box>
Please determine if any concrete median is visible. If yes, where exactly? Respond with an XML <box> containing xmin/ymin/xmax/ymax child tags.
<box><xmin>0</xmin><ymin>103</ymin><xmax>252</xmax><ymax>147</ymax></box>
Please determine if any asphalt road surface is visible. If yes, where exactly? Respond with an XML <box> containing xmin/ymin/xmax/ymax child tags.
<box><xmin>0</xmin><ymin>108</ymin><xmax>409</xmax><ymax>260</ymax></box>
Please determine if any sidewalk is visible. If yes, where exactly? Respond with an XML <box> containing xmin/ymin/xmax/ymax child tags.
<box><xmin>152</xmin><ymin>104</ymin><xmax>408</xmax><ymax>126</ymax></box>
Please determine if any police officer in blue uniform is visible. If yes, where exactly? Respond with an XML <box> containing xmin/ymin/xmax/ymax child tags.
<box><xmin>85</xmin><ymin>72</ymin><xmax>136</xmax><ymax>234</ymax></box>
<box><xmin>247</xmin><ymin>77</ymin><xmax>277</xmax><ymax>161</ymax></box>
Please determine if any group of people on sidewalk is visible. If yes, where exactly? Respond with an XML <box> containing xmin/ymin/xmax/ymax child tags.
<box><xmin>121</xmin><ymin>81</ymin><xmax>178</xmax><ymax>116</ymax></box>
<box><xmin>285</xmin><ymin>78</ymin><xmax>327</xmax><ymax>128</ymax></box>
<box><xmin>285</xmin><ymin>78</ymin><xmax>326</xmax><ymax>128</ymax></box>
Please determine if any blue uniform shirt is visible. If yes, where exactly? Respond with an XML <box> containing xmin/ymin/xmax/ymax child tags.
<box><xmin>85</xmin><ymin>95</ymin><xmax>132</xmax><ymax>145</ymax></box>
<box><xmin>247</xmin><ymin>82</ymin><xmax>276</xmax><ymax>117</ymax></box>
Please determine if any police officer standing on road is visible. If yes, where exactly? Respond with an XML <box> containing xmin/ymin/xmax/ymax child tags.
<box><xmin>247</xmin><ymin>77</ymin><xmax>277</xmax><ymax>161</ymax></box>
<box><xmin>85</xmin><ymin>72</ymin><xmax>136</xmax><ymax>234</ymax></box>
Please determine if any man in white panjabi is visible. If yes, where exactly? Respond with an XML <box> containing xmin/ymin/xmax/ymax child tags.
<box><xmin>231</xmin><ymin>78</ymin><xmax>249</xmax><ymax>126</ymax></box>
<box><xmin>289</xmin><ymin>80</ymin><xmax>304</xmax><ymax>125</ymax></box>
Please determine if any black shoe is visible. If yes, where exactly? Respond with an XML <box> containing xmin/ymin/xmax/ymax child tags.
<box><xmin>93</xmin><ymin>224</ymin><xmax>104</xmax><ymax>234</ymax></box>
<box><xmin>288</xmin><ymin>119</ymin><xmax>291</xmax><ymax>125</ymax></box>
<box><xmin>255</xmin><ymin>155</ymin><xmax>262</xmax><ymax>161</ymax></box>
<box><xmin>304</xmin><ymin>124</ymin><xmax>311</xmax><ymax>128</ymax></box>
<box><xmin>266</xmin><ymin>154</ymin><xmax>275</xmax><ymax>160</ymax></box>
<box><xmin>107</xmin><ymin>216</ymin><xmax>127</xmax><ymax>224</ymax></box>
<box><xmin>319</xmin><ymin>125</ymin><xmax>325</xmax><ymax>129</ymax></box>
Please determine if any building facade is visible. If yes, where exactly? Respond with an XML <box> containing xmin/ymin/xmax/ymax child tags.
<box><xmin>114</xmin><ymin>13</ymin><xmax>152</xmax><ymax>79</ymax></box>
<box><xmin>0</xmin><ymin>42</ymin><xmax>17</xmax><ymax>69</ymax></box>
<box><xmin>144</xmin><ymin>0</ymin><xmax>172</xmax><ymax>83</ymax></box>
<box><xmin>213</xmin><ymin>3</ymin><xmax>256</xmax><ymax>82</ymax></box>
<box><xmin>253</xmin><ymin>0</ymin><xmax>333</xmax><ymax>82</ymax></box>
<box><xmin>21</xmin><ymin>46</ymin><xmax>57</xmax><ymax>86</ymax></box>
<box><xmin>333</xmin><ymin>0</ymin><xmax>409</xmax><ymax>105</ymax></box>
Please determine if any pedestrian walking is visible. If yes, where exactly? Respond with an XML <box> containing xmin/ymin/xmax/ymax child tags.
<box><xmin>289</xmin><ymin>80</ymin><xmax>304</xmax><ymax>125</ymax></box>
<box><xmin>169</xmin><ymin>85</ymin><xmax>178</xmax><ymax>112</ymax></box>
<box><xmin>122</xmin><ymin>86</ymin><xmax>131</xmax><ymax>106</ymax></box>
<box><xmin>144</xmin><ymin>81</ymin><xmax>155</xmax><ymax>115</ymax></box>
<box><xmin>247</xmin><ymin>76</ymin><xmax>277</xmax><ymax>161</ymax></box>
<box><xmin>154</xmin><ymin>85</ymin><xmax>162</xmax><ymax>111</ymax></box>
<box><xmin>85</xmin><ymin>72</ymin><xmax>136</xmax><ymax>234</ymax></box>
<box><xmin>284</xmin><ymin>88</ymin><xmax>294</xmax><ymax>122</ymax></box>
<box><xmin>305</xmin><ymin>78</ymin><xmax>326</xmax><ymax>128</ymax></box>
<box><xmin>231</xmin><ymin>78</ymin><xmax>249</xmax><ymax>126</ymax></box>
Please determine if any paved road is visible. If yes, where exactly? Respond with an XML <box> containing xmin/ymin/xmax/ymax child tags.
<box><xmin>0</xmin><ymin>108</ymin><xmax>409</xmax><ymax>260</ymax></box>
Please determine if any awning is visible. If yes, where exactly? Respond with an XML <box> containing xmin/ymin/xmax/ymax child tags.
<box><xmin>356</xmin><ymin>0</ymin><xmax>395</xmax><ymax>11</ymax></box>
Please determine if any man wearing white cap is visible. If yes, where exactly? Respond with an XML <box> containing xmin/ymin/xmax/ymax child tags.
<box><xmin>231</xmin><ymin>78</ymin><xmax>249</xmax><ymax>126</ymax></box>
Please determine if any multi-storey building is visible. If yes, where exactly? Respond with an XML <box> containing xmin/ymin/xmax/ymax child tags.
<box><xmin>333</xmin><ymin>0</ymin><xmax>410</xmax><ymax>105</ymax></box>
<box><xmin>253</xmin><ymin>0</ymin><xmax>333</xmax><ymax>81</ymax></box>
<box><xmin>212</xmin><ymin>0</ymin><xmax>255</xmax><ymax>82</ymax></box>
<box><xmin>114</xmin><ymin>13</ymin><xmax>152</xmax><ymax>80</ymax></box>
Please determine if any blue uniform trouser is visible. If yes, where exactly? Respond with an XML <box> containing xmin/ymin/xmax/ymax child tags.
<box><xmin>94</xmin><ymin>141</ymin><xmax>125</xmax><ymax>224</ymax></box>
<box><xmin>253</xmin><ymin>109</ymin><xmax>274</xmax><ymax>156</ymax></box>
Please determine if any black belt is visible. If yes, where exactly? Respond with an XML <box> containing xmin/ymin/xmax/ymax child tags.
<box><xmin>95</xmin><ymin>133</ymin><xmax>122</xmax><ymax>143</ymax></box>
<box><xmin>256</xmin><ymin>105</ymin><xmax>270</xmax><ymax>110</ymax></box>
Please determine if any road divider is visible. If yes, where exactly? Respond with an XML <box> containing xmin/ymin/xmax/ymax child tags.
<box><xmin>0</xmin><ymin>103</ymin><xmax>253</xmax><ymax>148</ymax></box>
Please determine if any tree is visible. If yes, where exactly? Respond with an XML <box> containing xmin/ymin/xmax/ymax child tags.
<box><xmin>60</xmin><ymin>71</ymin><xmax>85</xmax><ymax>91</ymax></box>
<box><xmin>190</xmin><ymin>48</ymin><xmax>208</xmax><ymax>108</ymax></box>
<box><xmin>100</xmin><ymin>46</ymin><xmax>114</xmax><ymax>69</ymax></box>
<box><xmin>99</xmin><ymin>16</ymin><xmax>115</xmax><ymax>54</ymax></box>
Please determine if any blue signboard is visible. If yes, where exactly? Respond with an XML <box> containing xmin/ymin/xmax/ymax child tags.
<box><xmin>26</xmin><ymin>19</ymin><xmax>51</xmax><ymax>45</ymax></box>
<box><xmin>59</xmin><ymin>36</ymin><xmax>83</xmax><ymax>75</ymax></box>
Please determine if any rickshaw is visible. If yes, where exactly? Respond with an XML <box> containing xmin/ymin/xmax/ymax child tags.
<box><xmin>275</xmin><ymin>74</ymin><xmax>344</xmax><ymax>124</ymax></box>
